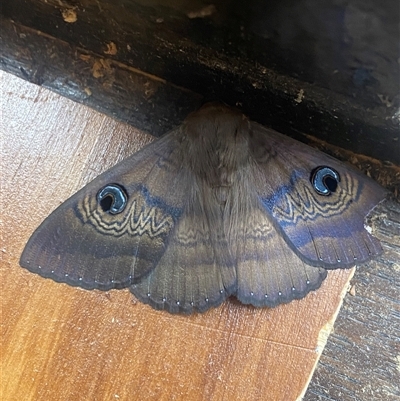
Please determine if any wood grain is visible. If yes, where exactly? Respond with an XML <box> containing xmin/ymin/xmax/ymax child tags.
<box><xmin>1</xmin><ymin>4</ymin><xmax>398</xmax><ymax>165</ymax></box>
<box><xmin>305</xmin><ymin>200</ymin><xmax>400</xmax><ymax>401</ymax></box>
<box><xmin>0</xmin><ymin>70</ymin><xmax>362</xmax><ymax>401</ymax></box>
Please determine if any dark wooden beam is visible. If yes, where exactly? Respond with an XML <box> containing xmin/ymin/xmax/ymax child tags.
<box><xmin>1</xmin><ymin>0</ymin><xmax>399</xmax><ymax>163</ymax></box>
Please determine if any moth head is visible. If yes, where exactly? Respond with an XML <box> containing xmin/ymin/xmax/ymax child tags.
<box><xmin>97</xmin><ymin>184</ymin><xmax>128</xmax><ymax>214</ymax></box>
<box><xmin>310</xmin><ymin>166</ymin><xmax>340</xmax><ymax>196</ymax></box>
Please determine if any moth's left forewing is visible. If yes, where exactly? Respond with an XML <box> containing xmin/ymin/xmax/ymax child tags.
<box><xmin>250</xmin><ymin>122</ymin><xmax>387</xmax><ymax>268</ymax></box>
<box><xmin>20</xmin><ymin>133</ymin><xmax>190</xmax><ymax>290</ymax></box>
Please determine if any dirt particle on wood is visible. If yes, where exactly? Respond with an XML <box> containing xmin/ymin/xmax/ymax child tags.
<box><xmin>61</xmin><ymin>9</ymin><xmax>77</xmax><ymax>23</ymax></box>
<box><xmin>349</xmin><ymin>285</ymin><xmax>356</xmax><ymax>296</ymax></box>
<box><xmin>187</xmin><ymin>5</ymin><xmax>217</xmax><ymax>19</ymax></box>
<box><xmin>295</xmin><ymin>89</ymin><xmax>305</xmax><ymax>103</ymax></box>
<box><xmin>91</xmin><ymin>59</ymin><xmax>113</xmax><ymax>79</ymax></box>
<box><xmin>104</xmin><ymin>42</ymin><xmax>118</xmax><ymax>56</ymax></box>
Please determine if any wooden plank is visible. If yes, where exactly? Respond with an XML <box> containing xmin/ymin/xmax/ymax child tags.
<box><xmin>1</xmin><ymin>70</ymin><xmax>357</xmax><ymax>401</ymax></box>
<box><xmin>305</xmin><ymin>200</ymin><xmax>400</xmax><ymax>401</ymax></box>
<box><xmin>1</xmin><ymin>0</ymin><xmax>399</xmax><ymax>164</ymax></box>
<box><xmin>0</xmin><ymin>17</ymin><xmax>202</xmax><ymax>137</ymax></box>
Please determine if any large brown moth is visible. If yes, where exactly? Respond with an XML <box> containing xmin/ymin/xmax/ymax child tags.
<box><xmin>20</xmin><ymin>103</ymin><xmax>387</xmax><ymax>314</ymax></box>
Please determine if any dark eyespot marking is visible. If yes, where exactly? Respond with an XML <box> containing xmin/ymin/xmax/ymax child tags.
<box><xmin>310</xmin><ymin>166</ymin><xmax>340</xmax><ymax>196</ymax></box>
<box><xmin>97</xmin><ymin>184</ymin><xmax>128</xmax><ymax>214</ymax></box>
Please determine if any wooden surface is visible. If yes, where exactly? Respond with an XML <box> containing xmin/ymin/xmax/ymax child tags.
<box><xmin>1</xmin><ymin>1</ymin><xmax>398</xmax><ymax>397</ymax></box>
<box><xmin>306</xmin><ymin>200</ymin><xmax>400</xmax><ymax>401</ymax></box>
<box><xmin>1</xmin><ymin>0</ymin><xmax>399</xmax><ymax>164</ymax></box>
<box><xmin>0</xmin><ymin>71</ymin><xmax>360</xmax><ymax>401</ymax></box>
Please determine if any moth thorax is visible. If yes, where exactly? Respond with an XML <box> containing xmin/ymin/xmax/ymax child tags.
<box><xmin>183</xmin><ymin>108</ymin><xmax>251</xmax><ymax>184</ymax></box>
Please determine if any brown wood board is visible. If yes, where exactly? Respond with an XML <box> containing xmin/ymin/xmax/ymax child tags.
<box><xmin>0</xmin><ymin>71</ymin><xmax>359</xmax><ymax>401</ymax></box>
<box><xmin>306</xmin><ymin>198</ymin><xmax>400</xmax><ymax>401</ymax></box>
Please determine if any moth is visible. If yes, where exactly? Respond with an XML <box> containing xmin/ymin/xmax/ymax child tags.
<box><xmin>20</xmin><ymin>103</ymin><xmax>387</xmax><ymax>314</ymax></box>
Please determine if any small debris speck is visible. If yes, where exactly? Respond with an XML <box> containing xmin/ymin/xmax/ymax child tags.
<box><xmin>62</xmin><ymin>9</ymin><xmax>77</xmax><ymax>23</ymax></box>
<box><xmin>187</xmin><ymin>4</ymin><xmax>217</xmax><ymax>19</ymax></box>
<box><xmin>295</xmin><ymin>89</ymin><xmax>305</xmax><ymax>103</ymax></box>
<box><xmin>104</xmin><ymin>42</ymin><xmax>118</xmax><ymax>56</ymax></box>
<box><xmin>349</xmin><ymin>285</ymin><xmax>356</xmax><ymax>296</ymax></box>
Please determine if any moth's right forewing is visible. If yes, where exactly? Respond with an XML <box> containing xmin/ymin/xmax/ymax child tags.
<box><xmin>249</xmin><ymin>123</ymin><xmax>387</xmax><ymax>268</ymax></box>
